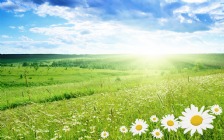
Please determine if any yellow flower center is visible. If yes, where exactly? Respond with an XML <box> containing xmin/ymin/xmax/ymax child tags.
<box><xmin>155</xmin><ymin>132</ymin><xmax>160</xmax><ymax>136</ymax></box>
<box><xmin>153</xmin><ymin>118</ymin><xmax>156</xmax><ymax>120</ymax></box>
<box><xmin>215</xmin><ymin>108</ymin><xmax>219</xmax><ymax>112</ymax></box>
<box><xmin>190</xmin><ymin>115</ymin><xmax>203</xmax><ymax>126</ymax></box>
<box><xmin>122</xmin><ymin>128</ymin><xmax>126</xmax><ymax>131</ymax></box>
<box><xmin>103</xmin><ymin>133</ymin><xmax>107</xmax><ymax>136</ymax></box>
<box><xmin>167</xmin><ymin>120</ymin><xmax>174</xmax><ymax>126</ymax></box>
<box><xmin>135</xmin><ymin>125</ymin><xmax>142</xmax><ymax>131</ymax></box>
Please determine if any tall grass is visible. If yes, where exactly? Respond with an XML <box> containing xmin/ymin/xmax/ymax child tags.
<box><xmin>0</xmin><ymin>54</ymin><xmax>224</xmax><ymax>139</ymax></box>
<box><xmin>0</xmin><ymin>72</ymin><xmax>224</xmax><ymax>139</ymax></box>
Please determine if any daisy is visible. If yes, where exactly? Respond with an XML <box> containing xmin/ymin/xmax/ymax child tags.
<box><xmin>179</xmin><ymin>104</ymin><xmax>215</xmax><ymax>136</ymax></box>
<box><xmin>150</xmin><ymin>115</ymin><xmax>159</xmax><ymax>123</ymax></box>
<box><xmin>130</xmin><ymin>119</ymin><xmax>148</xmax><ymax>136</ymax></box>
<box><xmin>151</xmin><ymin>129</ymin><xmax>163</xmax><ymax>139</ymax></box>
<box><xmin>120</xmin><ymin>126</ymin><xmax>128</xmax><ymax>133</ymax></box>
<box><xmin>161</xmin><ymin>114</ymin><xmax>179</xmax><ymax>132</ymax></box>
<box><xmin>101</xmin><ymin>131</ymin><xmax>109</xmax><ymax>139</ymax></box>
<box><xmin>211</xmin><ymin>105</ymin><xmax>222</xmax><ymax>115</ymax></box>
<box><xmin>62</xmin><ymin>126</ymin><xmax>70</xmax><ymax>132</ymax></box>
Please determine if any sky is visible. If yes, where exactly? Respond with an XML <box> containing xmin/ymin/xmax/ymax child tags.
<box><xmin>0</xmin><ymin>0</ymin><xmax>224</xmax><ymax>54</ymax></box>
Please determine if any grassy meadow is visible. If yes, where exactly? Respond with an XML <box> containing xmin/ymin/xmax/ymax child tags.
<box><xmin>0</xmin><ymin>54</ymin><xmax>224</xmax><ymax>140</ymax></box>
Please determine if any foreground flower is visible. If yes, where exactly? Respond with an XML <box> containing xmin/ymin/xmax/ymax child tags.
<box><xmin>211</xmin><ymin>105</ymin><xmax>222</xmax><ymax>115</ymax></box>
<box><xmin>120</xmin><ymin>126</ymin><xmax>128</xmax><ymax>133</ymax></box>
<box><xmin>101</xmin><ymin>131</ymin><xmax>109</xmax><ymax>139</ymax></box>
<box><xmin>179</xmin><ymin>104</ymin><xmax>215</xmax><ymax>136</ymax></box>
<box><xmin>62</xmin><ymin>126</ymin><xmax>70</xmax><ymax>132</ymax></box>
<box><xmin>90</xmin><ymin>126</ymin><xmax>96</xmax><ymax>134</ymax></box>
<box><xmin>130</xmin><ymin>119</ymin><xmax>148</xmax><ymax>136</ymax></box>
<box><xmin>150</xmin><ymin>115</ymin><xmax>159</xmax><ymax>123</ymax></box>
<box><xmin>151</xmin><ymin>129</ymin><xmax>163</xmax><ymax>139</ymax></box>
<box><xmin>161</xmin><ymin>114</ymin><xmax>179</xmax><ymax>132</ymax></box>
<box><xmin>51</xmin><ymin>133</ymin><xmax>62</xmax><ymax>140</ymax></box>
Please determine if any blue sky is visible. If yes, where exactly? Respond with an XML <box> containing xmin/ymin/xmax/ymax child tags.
<box><xmin>0</xmin><ymin>0</ymin><xmax>224</xmax><ymax>54</ymax></box>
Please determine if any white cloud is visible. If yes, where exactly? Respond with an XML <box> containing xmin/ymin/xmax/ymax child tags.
<box><xmin>30</xmin><ymin>26</ymin><xmax>72</xmax><ymax>36</ymax></box>
<box><xmin>8</xmin><ymin>25</ymin><xmax>27</xmax><ymax>31</ymax></box>
<box><xmin>159</xmin><ymin>18</ymin><xmax>168</xmax><ymax>25</ymax></box>
<box><xmin>23</xmin><ymin>1</ymin><xmax>224</xmax><ymax>54</ymax></box>
<box><xmin>173</xmin><ymin>2</ymin><xmax>224</xmax><ymax>23</ymax></box>
<box><xmin>174</xmin><ymin>6</ymin><xmax>191</xmax><ymax>13</ymax></box>
<box><xmin>9</xmin><ymin>26</ymin><xmax>16</xmax><ymax>29</ymax></box>
<box><xmin>178</xmin><ymin>15</ymin><xmax>185</xmax><ymax>23</ymax></box>
<box><xmin>181</xmin><ymin>0</ymin><xmax>207</xmax><ymax>3</ymax></box>
<box><xmin>1</xmin><ymin>35</ymin><xmax>10</xmax><ymax>39</ymax></box>
<box><xmin>0</xmin><ymin>0</ymin><xmax>36</xmax><ymax>12</ymax></box>
<box><xmin>34</xmin><ymin>2</ymin><xmax>97</xmax><ymax>23</ymax></box>
<box><xmin>174</xmin><ymin>2</ymin><xmax>223</xmax><ymax>15</ymax></box>
<box><xmin>0</xmin><ymin>0</ymin><xmax>16</xmax><ymax>10</ymax></box>
<box><xmin>27</xmin><ymin>18</ymin><xmax>224</xmax><ymax>54</ymax></box>
<box><xmin>2</xmin><ymin>1</ymin><xmax>223</xmax><ymax>54</ymax></box>
<box><xmin>0</xmin><ymin>0</ymin><xmax>31</xmax><ymax>12</ymax></box>
<box><xmin>20</xmin><ymin>36</ymin><xmax>33</xmax><ymax>42</ymax></box>
<box><xmin>35</xmin><ymin>3</ymin><xmax>72</xmax><ymax>18</ymax></box>
<box><xmin>2</xmin><ymin>22</ymin><xmax>224</xmax><ymax>54</ymax></box>
<box><xmin>15</xmin><ymin>14</ymin><xmax>24</xmax><ymax>17</ymax></box>
<box><xmin>18</xmin><ymin>26</ymin><xmax>25</xmax><ymax>32</ymax></box>
<box><xmin>165</xmin><ymin>0</ymin><xmax>178</xmax><ymax>3</ymax></box>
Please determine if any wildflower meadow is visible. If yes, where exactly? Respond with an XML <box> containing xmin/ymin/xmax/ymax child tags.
<box><xmin>0</xmin><ymin>54</ymin><xmax>224</xmax><ymax>140</ymax></box>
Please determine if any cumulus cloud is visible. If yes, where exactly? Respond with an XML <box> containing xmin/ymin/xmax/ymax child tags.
<box><xmin>2</xmin><ymin>19</ymin><xmax>224</xmax><ymax>54</ymax></box>
<box><xmin>34</xmin><ymin>3</ymin><xmax>71</xmax><ymax>18</ymax></box>
<box><xmin>0</xmin><ymin>0</ymin><xmax>224</xmax><ymax>54</ymax></box>
<box><xmin>27</xmin><ymin>19</ymin><xmax>224</xmax><ymax>54</ymax></box>
<box><xmin>0</xmin><ymin>0</ymin><xmax>19</xmax><ymax>11</ymax></box>
<box><xmin>1</xmin><ymin>0</ymin><xmax>222</xmax><ymax>32</ymax></box>
<box><xmin>34</xmin><ymin>2</ymin><xmax>97</xmax><ymax>23</ymax></box>
<box><xmin>173</xmin><ymin>1</ymin><xmax>224</xmax><ymax>28</ymax></box>
<box><xmin>0</xmin><ymin>0</ymin><xmax>36</xmax><ymax>12</ymax></box>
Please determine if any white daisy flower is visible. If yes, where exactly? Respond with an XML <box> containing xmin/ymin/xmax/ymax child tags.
<box><xmin>179</xmin><ymin>104</ymin><xmax>215</xmax><ymax>136</ymax></box>
<box><xmin>151</xmin><ymin>129</ymin><xmax>163</xmax><ymax>139</ymax></box>
<box><xmin>161</xmin><ymin>114</ymin><xmax>179</xmax><ymax>132</ymax></box>
<box><xmin>101</xmin><ymin>131</ymin><xmax>109</xmax><ymax>139</ymax></box>
<box><xmin>130</xmin><ymin>119</ymin><xmax>148</xmax><ymax>136</ymax></box>
<box><xmin>120</xmin><ymin>126</ymin><xmax>128</xmax><ymax>133</ymax></box>
<box><xmin>150</xmin><ymin>115</ymin><xmax>159</xmax><ymax>122</ymax></box>
<box><xmin>50</xmin><ymin>137</ymin><xmax>57</xmax><ymax>140</ymax></box>
<box><xmin>211</xmin><ymin>105</ymin><xmax>222</xmax><ymax>115</ymax></box>
<box><xmin>62</xmin><ymin>126</ymin><xmax>70</xmax><ymax>132</ymax></box>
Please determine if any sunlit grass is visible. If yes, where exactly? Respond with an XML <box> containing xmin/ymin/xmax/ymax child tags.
<box><xmin>0</xmin><ymin>54</ymin><xmax>224</xmax><ymax>139</ymax></box>
<box><xmin>0</xmin><ymin>72</ymin><xmax>223</xmax><ymax>139</ymax></box>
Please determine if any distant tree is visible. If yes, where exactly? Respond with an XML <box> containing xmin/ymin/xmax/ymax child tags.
<box><xmin>34</xmin><ymin>65</ymin><xmax>39</xmax><ymax>71</ymax></box>
<box><xmin>51</xmin><ymin>61</ymin><xmax>57</xmax><ymax>67</ymax></box>
<box><xmin>31</xmin><ymin>63</ymin><xmax>39</xmax><ymax>71</ymax></box>
<box><xmin>24</xmin><ymin>71</ymin><xmax>29</xmax><ymax>87</ymax></box>
<box><xmin>22</xmin><ymin>62</ymin><xmax>29</xmax><ymax>67</ymax></box>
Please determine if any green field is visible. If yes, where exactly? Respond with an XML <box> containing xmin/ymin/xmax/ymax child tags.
<box><xmin>0</xmin><ymin>54</ymin><xmax>224</xmax><ymax>140</ymax></box>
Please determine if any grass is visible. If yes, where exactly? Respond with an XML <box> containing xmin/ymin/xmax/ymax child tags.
<box><xmin>0</xmin><ymin>54</ymin><xmax>224</xmax><ymax>139</ymax></box>
<box><xmin>0</xmin><ymin>66</ymin><xmax>160</xmax><ymax>110</ymax></box>
<box><xmin>0</xmin><ymin>67</ymin><xmax>130</xmax><ymax>87</ymax></box>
